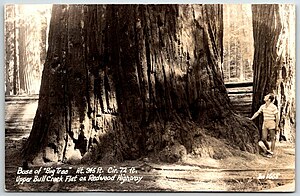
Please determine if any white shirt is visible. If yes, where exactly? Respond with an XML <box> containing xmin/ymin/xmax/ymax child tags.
<box><xmin>257</xmin><ymin>103</ymin><xmax>278</xmax><ymax>121</ymax></box>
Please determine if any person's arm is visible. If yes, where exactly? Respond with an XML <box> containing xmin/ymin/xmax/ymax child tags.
<box><xmin>249</xmin><ymin>105</ymin><xmax>263</xmax><ymax>120</ymax></box>
<box><xmin>250</xmin><ymin>112</ymin><xmax>259</xmax><ymax>120</ymax></box>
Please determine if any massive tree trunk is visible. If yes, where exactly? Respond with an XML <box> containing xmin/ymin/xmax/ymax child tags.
<box><xmin>275</xmin><ymin>5</ymin><xmax>296</xmax><ymax>142</ymax></box>
<box><xmin>251</xmin><ymin>4</ymin><xmax>296</xmax><ymax>141</ymax></box>
<box><xmin>23</xmin><ymin>5</ymin><xmax>258</xmax><ymax>164</ymax></box>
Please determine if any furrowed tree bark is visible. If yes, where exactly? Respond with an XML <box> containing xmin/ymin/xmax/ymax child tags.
<box><xmin>276</xmin><ymin>5</ymin><xmax>296</xmax><ymax>142</ymax></box>
<box><xmin>23</xmin><ymin>5</ymin><xmax>258</xmax><ymax>164</ymax></box>
<box><xmin>251</xmin><ymin>4</ymin><xmax>295</xmax><ymax>141</ymax></box>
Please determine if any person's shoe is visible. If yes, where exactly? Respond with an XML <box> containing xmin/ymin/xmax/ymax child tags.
<box><xmin>266</xmin><ymin>149</ymin><xmax>274</xmax><ymax>155</ymax></box>
<box><xmin>258</xmin><ymin>141</ymin><xmax>267</xmax><ymax>153</ymax></box>
<box><xmin>265</xmin><ymin>153</ymin><xmax>273</xmax><ymax>158</ymax></box>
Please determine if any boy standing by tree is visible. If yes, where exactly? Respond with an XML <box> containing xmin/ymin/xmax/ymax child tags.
<box><xmin>250</xmin><ymin>93</ymin><xmax>279</xmax><ymax>158</ymax></box>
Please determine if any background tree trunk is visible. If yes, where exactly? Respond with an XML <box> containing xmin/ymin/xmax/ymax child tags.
<box><xmin>13</xmin><ymin>6</ymin><xmax>20</xmax><ymax>95</ymax></box>
<box><xmin>23</xmin><ymin>5</ymin><xmax>258</xmax><ymax>164</ymax></box>
<box><xmin>18</xmin><ymin>5</ymin><xmax>27</xmax><ymax>94</ymax></box>
<box><xmin>4</xmin><ymin>5</ymin><xmax>51</xmax><ymax>95</ymax></box>
<box><xmin>251</xmin><ymin>4</ymin><xmax>296</xmax><ymax>141</ymax></box>
<box><xmin>5</xmin><ymin>5</ymin><xmax>15</xmax><ymax>95</ymax></box>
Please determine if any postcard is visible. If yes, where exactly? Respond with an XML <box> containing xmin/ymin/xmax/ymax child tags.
<box><xmin>4</xmin><ymin>4</ymin><xmax>295</xmax><ymax>192</ymax></box>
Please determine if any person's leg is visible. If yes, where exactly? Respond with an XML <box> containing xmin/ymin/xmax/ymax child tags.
<box><xmin>261</xmin><ymin>126</ymin><xmax>270</xmax><ymax>150</ymax></box>
<box><xmin>270</xmin><ymin>129</ymin><xmax>276</xmax><ymax>153</ymax></box>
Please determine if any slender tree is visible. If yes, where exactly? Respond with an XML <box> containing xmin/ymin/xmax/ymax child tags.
<box><xmin>5</xmin><ymin>5</ymin><xmax>15</xmax><ymax>95</ymax></box>
<box><xmin>23</xmin><ymin>5</ymin><xmax>258</xmax><ymax>164</ymax></box>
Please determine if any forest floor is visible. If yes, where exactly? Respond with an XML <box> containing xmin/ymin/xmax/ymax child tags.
<box><xmin>5</xmin><ymin>135</ymin><xmax>295</xmax><ymax>192</ymax></box>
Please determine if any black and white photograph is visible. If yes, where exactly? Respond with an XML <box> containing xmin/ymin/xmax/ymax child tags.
<box><xmin>4</xmin><ymin>4</ymin><xmax>296</xmax><ymax>192</ymax></box>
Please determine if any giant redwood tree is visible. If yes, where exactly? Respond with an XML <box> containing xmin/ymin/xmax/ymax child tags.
<box><xmin>251</xmin><ymin>4</ymin><xmax>296</xmax><ymax>140</ymax></box>
<box><xmin>23</xmin><ymin>5</ymin><xmax>258</xmax><ymax>164</ymax></box>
